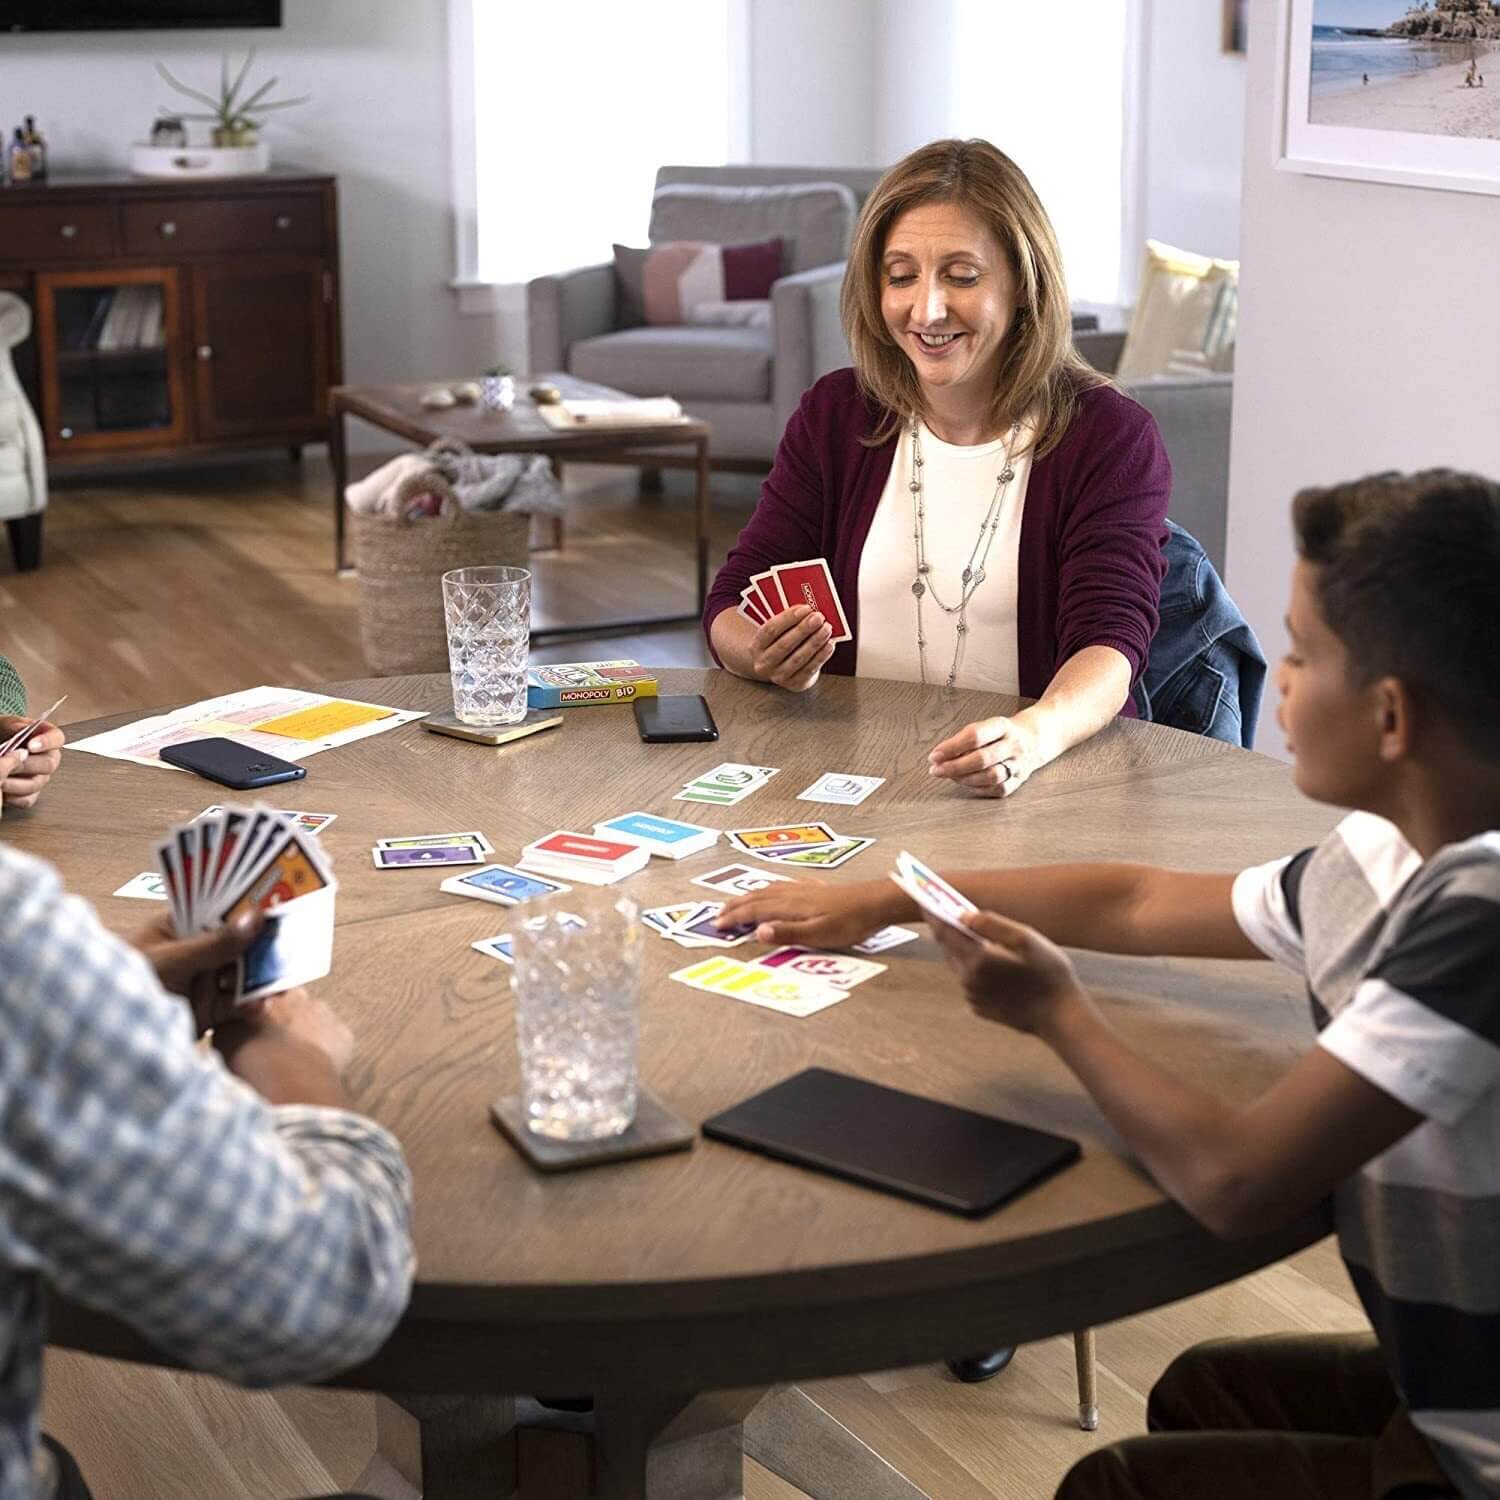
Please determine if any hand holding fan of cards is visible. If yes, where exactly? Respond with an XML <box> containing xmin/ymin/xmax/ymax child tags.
<box><xmin>739</xmin><ymin>557</ymin><xmax>850</xmax><ymax>638</ymax></box>
<box><xmin>889</xmin><ymin>850</ymin><xmax>982</xmax><ymax>943</ymax></box>
<box><xmin>155</xmin><ymin>805</ymin><xmax>337</xmax><ymax>1004</ymax></box>
<box><xmin>738</xmin><ymin>559</ymin><xmax>851</xmax><ymax>690</ymax></box>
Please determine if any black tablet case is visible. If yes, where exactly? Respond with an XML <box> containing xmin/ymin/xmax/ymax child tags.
<box><xmin>702</xmin><ymin>1067</ymin><xmax>1080</xmax><ymax>1217</ymax></box>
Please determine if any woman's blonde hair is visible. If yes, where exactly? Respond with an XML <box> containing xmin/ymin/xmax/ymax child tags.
<box><xmin>840</xmin><ymin>138</ymin><xmax>1104</xmax><ymax>456</ymax></box>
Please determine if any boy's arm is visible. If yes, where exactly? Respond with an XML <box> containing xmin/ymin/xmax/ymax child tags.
<box><xmin>937</xmin><ymin>911</ymin><xmax>1420</xmax><ymax>1238</ymax></box>
<box><xmin>721</xmin><ymin>864</ymin><xmax>1262</xmax><ymax>959</ymax></box>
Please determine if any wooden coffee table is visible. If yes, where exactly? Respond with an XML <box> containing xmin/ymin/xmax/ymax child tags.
<box><xmin>29</xmin><ymin>670</ymin><xmax>1343</xmax><ymax>1499</ymax></box>
<box><xmin>329</xmin><ymin>374</ymin><xmax>713</xmax><ymax>640</ymax></box>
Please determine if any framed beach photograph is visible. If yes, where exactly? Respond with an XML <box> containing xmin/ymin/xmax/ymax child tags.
<box><xmin>1276</xmin><ymin>0</ymin><xmax>1500</xmax><ymax>195</ymax></box>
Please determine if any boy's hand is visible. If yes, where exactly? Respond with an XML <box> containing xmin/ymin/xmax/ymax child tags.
<box><xmin>717</xmin><ymin>877</ymin><xmax>897</xmax><ymax>948</ymax></box>
<box><xmin>931</xmin><ymin>909</ymin><xmax>1087</xmax><ymax>1036</ymax></box>
<box><xmin>129</xmin><ymin>910</ymin><xmax>267</xmax><ymax>1033</ymax></box>
<box><xmin>0</xmin><ymin>716</ymin><xmax>65</xmax><ymax>810</ymax></box>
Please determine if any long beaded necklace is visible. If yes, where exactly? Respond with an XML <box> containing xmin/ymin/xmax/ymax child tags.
<box><xmin>909</xmin><ymin>418</ymin><xmax>1021</xmax><ymax>689</ymax></box>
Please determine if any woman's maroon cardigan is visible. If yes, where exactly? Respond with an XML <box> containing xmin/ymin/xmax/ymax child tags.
<box><xmin>703</xmin><ymin>368</ymin><xmax>1172</xmax><ymax>713</ymax></box>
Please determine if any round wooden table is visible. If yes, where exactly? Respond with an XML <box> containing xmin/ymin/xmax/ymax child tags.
<box><xmin>20</xmin><ymin>670</ymin><xmax>1340</xmax><ymax>1500</ymax></box>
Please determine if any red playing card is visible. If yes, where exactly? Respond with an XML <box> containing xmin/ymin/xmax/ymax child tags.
<box><xmin>771</xmin><ymin>558</ymin><xmax>851</xmax><ymax>642</ymax></box>
<box><xmin>740</xmin><ymin>587</ymin><xmax>770</xmax><ymax>626</ymax></box>
<box><xmin>749</xmin><ymin>568</ymin><xmax>786</xmax><ymax>620</ymax></box>
<box><xmin>533</xmin><ymin>832</ymin><xmax>639</xmax><ymax>863</ymax></box>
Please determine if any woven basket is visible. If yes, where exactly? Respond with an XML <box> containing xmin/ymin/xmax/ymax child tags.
<box><xmin>351</xmin><ymin>493</ymin><xmax>529</xmax><ymax>676</ymax></box>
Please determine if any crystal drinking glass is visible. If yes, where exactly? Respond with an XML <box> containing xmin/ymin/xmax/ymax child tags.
<box><xmin>511</xmin><ymin>890</ymin><xmax>642</xmax><ymax>1140</ymax></box>
<box><xmin>441</xmin><ymin>565</ymin><xmax>531</xmax><ymax>725</ymax></box>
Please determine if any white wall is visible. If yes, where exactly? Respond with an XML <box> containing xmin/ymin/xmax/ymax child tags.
<box><xmin>0</xmin><ymin>0</ymin><xmax>511</xmax><ymax>449</ymax></box>
<box><xmin>749</xmin><ymin>0</ymin><xmax>879</xmax><ymax>166</ymax></box>
<box><xmin>1136</xmin><ymin>0</ymin><xmax>1246</xmax><ymax>267</ymax></box>
<box><xmin>1224</xmin><ymin>3</ymin><xmax>1500</xmax><ymax>756</ymax></box>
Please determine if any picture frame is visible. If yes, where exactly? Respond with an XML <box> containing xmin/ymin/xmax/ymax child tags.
<box><xmin>1275</xmin><ymin>0</ymin><xmax>1500</xmax><ymax>197</ymax></box>
<box><xmin>1223</xmin><ymin>0</ymin><xmax>1248</xmax><ymax>55</ymax></box>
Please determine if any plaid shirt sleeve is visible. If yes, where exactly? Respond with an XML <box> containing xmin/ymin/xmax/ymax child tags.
<box><xmin>0</xmin><ymin>845</ymin><xmax>414</xmax><ymax>1387</ymax></box>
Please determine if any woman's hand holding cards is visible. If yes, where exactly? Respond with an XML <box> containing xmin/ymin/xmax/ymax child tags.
<box><xmin>752</xmin><ymin>605</ymin><xmax>836</xmax><ymax>692</ymax></box>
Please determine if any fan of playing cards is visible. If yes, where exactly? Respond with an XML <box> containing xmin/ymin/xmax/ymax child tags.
<box><xmin>738</xmin><ymin>557</ymin><xmax>851</xmax><ymax>640</ymax></box>
<box><xmin>155</xmin><ymin>805</ymin><xmax>337</xmax><ymax>1003</ymax></box>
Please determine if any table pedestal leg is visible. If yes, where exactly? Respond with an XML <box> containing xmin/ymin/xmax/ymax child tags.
<box><xmin>594</xmin><ymin>1387</ymin><xmax>765</xmax><ymax>1500</ymax></box>
<box><xmin>373</xmin><ymin>1393</ymin><xmax>517</xmax><ymax>1500</ymax></box>
<box><xmin>744</xmin><ymin>1386</ymin><xmax>932</xmax><ymax>1500</ymax></box>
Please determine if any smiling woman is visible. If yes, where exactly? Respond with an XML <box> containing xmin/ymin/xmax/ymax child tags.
<box><xmin>705</xmin><ymin>138</ymin><xmax>1173</xmax><ymax>801</ymax></box>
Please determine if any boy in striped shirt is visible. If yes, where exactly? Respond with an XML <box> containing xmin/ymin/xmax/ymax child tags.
<box><xmin>722</xmin><ymin>470</ymin><xmax>1500</xmax><ymax>1498</ymax></box>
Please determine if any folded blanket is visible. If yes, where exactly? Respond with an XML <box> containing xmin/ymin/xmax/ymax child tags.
<box><xmin>343</xmin><ymin>438</ymin><xmax>565</xmax><ymax>518</ymax></box>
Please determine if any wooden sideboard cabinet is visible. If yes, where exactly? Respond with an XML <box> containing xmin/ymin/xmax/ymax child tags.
<box><xmin>0</xmin><ymin>168</ymin><xmax>342</xmax><ymax>467</ymax></box>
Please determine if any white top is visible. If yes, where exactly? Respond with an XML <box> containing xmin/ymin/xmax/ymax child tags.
<box><xmin>855</xmin><ymin>419</ymin><xmax>1033</xmax><ymax>692</ymax></box>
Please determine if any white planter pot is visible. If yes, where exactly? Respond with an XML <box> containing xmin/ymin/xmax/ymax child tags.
<box><xmin>128</xmin><ymin>141</ymin><xmax>271</xmax><ymax>178</ymax></box>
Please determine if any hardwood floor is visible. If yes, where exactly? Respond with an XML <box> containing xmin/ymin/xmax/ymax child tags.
<box><xmin>7</xmin><ymin>457</ymin><xmax>1369</xmax><ymax>1497</ymax></box>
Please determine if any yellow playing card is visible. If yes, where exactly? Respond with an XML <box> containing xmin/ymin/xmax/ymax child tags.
<box><xmin>254</xmin><ymin>701</ymin><xmax>393</xmax><ymax>739</ymax></box>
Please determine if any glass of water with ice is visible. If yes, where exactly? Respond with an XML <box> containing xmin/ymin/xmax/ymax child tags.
<box><xmin>441</xmin><ymin>565</ymin><xmax>531</xmax><ymax>725</ymax></box>
<box><xmin>511</xmin><ymin>890</ymin><xmax>641</xmax><ymax>1141</ymax></box>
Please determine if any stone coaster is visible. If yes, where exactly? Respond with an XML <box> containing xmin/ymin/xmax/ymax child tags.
<box><xmin>491</xmin><ymin>1089</ymin><xmax>695</xmax><ymax>1172</ymax></box>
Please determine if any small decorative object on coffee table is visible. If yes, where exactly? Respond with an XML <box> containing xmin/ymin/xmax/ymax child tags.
<box><xmin>481</xmin><ymin>365</ymin><xmax>516</xmax><ymax>413</ymax></box>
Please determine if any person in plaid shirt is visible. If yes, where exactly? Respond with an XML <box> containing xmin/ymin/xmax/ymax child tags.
<box><xmin>0</xmin><ymin>782</ymin><xmax>414</xmax><ymax>1499</ymax></box>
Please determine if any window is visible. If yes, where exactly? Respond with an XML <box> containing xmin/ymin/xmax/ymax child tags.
<box><xmin>454</xmin><ymin>0</ymin><xmax>748</xmax><ymax>287</ymax></box>
<box><xmin>949</xmin><ymin>0</ymin><xmax>1132</xmax><ymax>304</ymax></box>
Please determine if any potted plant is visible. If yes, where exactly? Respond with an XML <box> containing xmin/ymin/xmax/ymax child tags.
<box><xmin>155</xmin><ymin>49</ymin><xmax>308</xmax><ymax>149</ymax></box>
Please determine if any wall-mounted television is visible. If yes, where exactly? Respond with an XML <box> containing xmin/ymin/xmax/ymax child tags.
<box><xmin>5</xmin><ymin>1</ymin><xmax>282</xmax><ymax>31</ymax></box>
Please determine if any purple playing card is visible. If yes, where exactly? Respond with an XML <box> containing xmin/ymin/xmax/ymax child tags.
<box><xmin>372</xmin><ymin>843</ymin><xmax>483</xmax><ymax>869</ymax></box>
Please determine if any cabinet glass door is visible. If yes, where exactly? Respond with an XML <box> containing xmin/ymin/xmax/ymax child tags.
<box><xmin>37</xmin><ymin>267</ymin><xmax>187</xmax><ymax>453</ymax></box>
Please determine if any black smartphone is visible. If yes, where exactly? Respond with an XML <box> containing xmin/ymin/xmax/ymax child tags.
<box><xmin>633</xmin><ymin>694</ymin><xmax>719</xmax><ymax>743</ymax></box>
<box><xmin>158</xmin><ymin>736</ymin><xmax>308</xmax><ymax>789</ymax></box>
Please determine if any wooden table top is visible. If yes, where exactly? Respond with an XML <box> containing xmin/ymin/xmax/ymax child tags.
<box><xmin>331</xmin><ymin>372</ymin><xmax>711</xmax><ymax>455</ymax></box>
<box><xmin>27</xmin><ymin>670</ymin><xmax>1342</xmax><ymax>1394</ymax></box>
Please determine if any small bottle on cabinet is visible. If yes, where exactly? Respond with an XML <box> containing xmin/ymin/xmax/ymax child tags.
<box><xmin>22</xmin><ymin>116</ymin><xmax>45</xmax><ymax>180</ymax></box>
<box><xmin>7</xmin><ymin>130</ymin><xmax>32</xmax><ymax>184</ymax></box>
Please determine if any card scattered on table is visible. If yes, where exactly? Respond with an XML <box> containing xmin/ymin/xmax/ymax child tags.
<box><xmin>377</xmin><ymin>830</ymin><xmax>493</xmax><ymax>853</ymax></box>
<box><xmin>199</xmin><ymin>805</ymin><xmax>338</xmax><ymax>836</ymax></box>
<box><xmin>669</xmin><ymin>955</ymin><xmax>846</xmax><ymax>1018</ymax></box>
<box><xmin>889</xmin><ymin>850</ymin><xmax>980</xmax><ymax>941</ymax></box>
<box><xmin>443</xmin><ymin>864</ymin><xmax>571</xmax><ymax>907</ymax></box>
<box><xmin>113</xmin><ymin>871</ymin><xmax>168</xmax><ymax>901</ymax></box>
<box><xmin>852</xmin><ymin>925</ymin><xmax>920</xmax><ymax>954</ymax></box>
<box><xmin>641</xmin><ymin>900</ymin><xmax>754</xmax><ymax>949</ymax></box>
<box><xmin>736</xmin><ymin>558</ymin><xmax>851</xmax><ymax>644</ymax></box>
<box><xmin>759</xmin><ymin>945</ymin><xmax>886</xmax><ymax>990</ymax></box>
<box><xmin>519</xmin><ymin>830</ymin><xmax>649</xmax><ymax>886</ymax></box>
<box><xmin>155</xmin><ymin>804</ymin><xmax>336</xmax><ymax>1003</ymax></box>
<box><xmin>760</xmin><ymin>835</ymin><xmax>875</xmax><ymax>869</ymax></box>
<box><xmin>796</xmin><ymin>772</ymin><xmax>885</xmax><ymax>807</ymax></box>
<box><xmin>674</xmin><ymin>761</ymin><xmax>780</xmax><ymax>807</ymax></box>
<box><xmin>725</xmin><ymin>823</ymin><xmax>876</xmax><ymax>869</ymax></box>
<box><xmin>593</xmin><ymin>812</ymin><xmax>718</xmax><ymax>861</ymax></box>
<box><xmin>691</xmin><ymin>862</ymin><xmax>794</xmax><ymax>896</ymax></box>
<box><xmin>472</xmin><ymin>913</ymin><xmax>584</xmax><ymax>964</ymax></box>
<box><xmin>373</xmin><ymin>843</ymin><xmax>483</xmax><ymax>869</ymax></box>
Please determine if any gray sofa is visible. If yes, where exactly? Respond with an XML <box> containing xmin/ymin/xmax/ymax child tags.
<box><xmin>527</xmin><ymin>165</ymin><xmax>883</xmax><ymax>465</ymax></box>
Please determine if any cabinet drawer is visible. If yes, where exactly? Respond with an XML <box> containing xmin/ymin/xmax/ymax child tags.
<box><xmin>121</xmin><ymin>195</ymin><xmax>324</xmax><ymax>256</ymax></box>
<box><xmin>0</xmin><ymin>203</ymin><xmax>116</xmax><ymax>264</ymax></box>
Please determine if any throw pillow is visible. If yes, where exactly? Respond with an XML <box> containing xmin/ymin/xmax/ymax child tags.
<box><xmin>1114</xmin><ymin>240</ymin><xmax>1239</xmax><ymax>383</ymax></box>
<box><xmin>613</xmin><ymin>237</ymin><xmax>783</xmax><ymax>327</ymax></box>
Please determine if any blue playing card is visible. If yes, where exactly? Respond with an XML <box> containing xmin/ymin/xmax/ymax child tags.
<box><xmin>443</xmin><ymin>863</ymin><xmax>570</xmax><ymax>906</ymax></box>
<box><xmin>599</xmin><ymin>812</ymin><xmax>702</xmax><ymax>845</ymax></box>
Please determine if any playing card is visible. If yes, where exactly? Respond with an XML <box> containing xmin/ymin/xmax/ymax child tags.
<box><xmin>728</xmin><ymin>822</ymin><xmax>837</xmax><ymax>855</ymax></box>
<box><xmin>472</xmin><ymin>934</ymin><xmax>515</xmax><ymax>964</ymax></box>
<box><xmin>216</xmin><ymin>827</ymin><xmax>332</xmax><ymax>924</ymax></box>
<box><xmin>377</xmin><ymin>830</ymin><xmax>493</xmax><ymax>853</ymax></box>
<box><xmin>771</xmin><ymin>558</ymin><xmax>851</xmax><ymax>643</ymax></box>
<box><xmin>441</xmin><ymin>863</ymin><xmax>570</xmax><ymax>907</ymax></box>
<box><xmin>673</xmin><ymin>786</ymin><xmax>743</xmax><ymax>806</ymax></box>
<box><xmin>0</xmin><ymin>695</ymin><xmax>65</xmax><ymax>758</ymax></box>
<box><xmin>739</xmin><ymin>587</ymin><xmax>770</xmax><ymax>626</ymax></box>
<box><xmin>668</xmin><ymin>956</ymin><xmax>846</xmax><ymax>1018</ymax></box>
<box><xmin>237</xmin><ymin>886</ymin><xmax>337</xmax><ymax>1002</ymax></box>
<box><xmin>372</xmin><ymin>843</ymin><xmax>485</xmax><ymax>869</ymax></box>
<box><xmin>758</xmin><ymin>835</ymin><xmax>875</xmax><ymax>869</ymax></box>
<box><xmin>691</xmin><ymin>862</ymin><xmax>794</xmax><ymax>896</ymax></box>
<box><xmin>748</xmin><ymin>569</ymin><xmax>786</xmax><ymax>620</ymax></box>
<box><xmin>852</xmin><ymin>925</ymin><xmax>920</xmax><ymax>954</ymax></box>
<box><xmin>526</xmin><ymin>831</ymin><xmax>641</xmax><ymax>864</ymax></box>
<box><xmin>113</xmin><ymin>871</ymin><xmax>169</xmax><ymax>901</ymax></box>
<box><xmin>796</xmin><ymin>772</ymin><xmax>885</xmax><ymax>806</ymax></box>
<box><xmin>758</xmin><ymin>946</ymin><xmax>886</xmax><ymax>989</ymax></box>
<box><xmin>668</xmin><ymin>902</ymin><xmax>756</xmax><ymax>948</ymax></box>
<box><xmin>593</xmin><ymin>812</ymin><xmax>717</xmax><ymax>859</ymax></box>
<box><xmin>890</xmin><ymin>850</ymin><xmax>981</xmax><ymax>941</ymax></box>
<box><xmin>198</xmin><ymin>806</ymin><xmax>337</xmax><ymax>836</ymax></box>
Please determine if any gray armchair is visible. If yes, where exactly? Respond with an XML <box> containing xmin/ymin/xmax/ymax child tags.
<box><xmin>527</xmin><ymin>165</ymin><xmax>883</xmax><ymax>465</ymax></box>
<box><xmin>0</xmin><ymin>293</ymin><xmax>45</xmax><ymax>571</ymax></box>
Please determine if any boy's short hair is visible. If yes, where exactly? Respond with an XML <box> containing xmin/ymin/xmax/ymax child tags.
<box><xmin>1293</xmin><ymin>469</ymin><xmax>1500</xmax><ymax>763</ymax></box>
